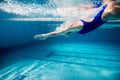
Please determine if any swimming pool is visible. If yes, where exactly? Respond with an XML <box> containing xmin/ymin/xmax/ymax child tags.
<box><xmin>0</xmin><ymin>0</ymin><xmax>120</xmax><ymax>80</ymax></box>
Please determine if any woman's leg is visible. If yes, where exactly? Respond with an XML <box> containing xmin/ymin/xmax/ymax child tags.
<box><xmin>34</xmin><ymin>21</ymin><xmax>83</xmax><ymax>40</ymax></box>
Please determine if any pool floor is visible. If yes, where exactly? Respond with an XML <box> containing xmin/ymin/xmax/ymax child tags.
<box><xmin>0</xmin><ymin>42</ymin><xmax>120</xmax><ymax>80</ymax></box>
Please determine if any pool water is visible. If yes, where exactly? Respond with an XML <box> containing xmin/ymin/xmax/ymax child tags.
<box><xmin>0</xmin><ymin>42</ymin><xmax>120</xmax><ymax>80</ymax></box>
<box><xmin>0</xmin><ymin>0</ymin><xmax>120</xmax><ymax>80</ymax></box>
<box><xmin>0</xmin><ymin>18</ymin><xmax>120</xmax><ymax>80</ymax></box>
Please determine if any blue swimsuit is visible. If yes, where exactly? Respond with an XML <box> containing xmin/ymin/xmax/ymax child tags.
<box><xmin>78</xmin><ymin>4</ymin><xmax>108</xmax><ymax>34</ymax></box>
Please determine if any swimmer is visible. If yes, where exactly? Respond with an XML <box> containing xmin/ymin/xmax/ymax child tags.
<box><xmin>34</xmin><ymin>0</ymin><xmax>120</xmax><ymax>40</ymax></box>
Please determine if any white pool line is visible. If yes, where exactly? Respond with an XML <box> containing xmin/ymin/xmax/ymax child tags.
<box><xmin>0</xmin><ymin>68</ymin><xmax>15</xmax><ymax>78</ymax></box>
<box><xmin>2</xmin><ymin>18</ymin><xmax>120</xmax><ymax>22</ymax></box>
<box><xmin>3</xmin><ymin>18</ymin><xmax>67</xmax><ymax>21</ymax></box>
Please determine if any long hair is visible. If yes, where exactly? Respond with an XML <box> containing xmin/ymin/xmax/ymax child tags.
<box><xmin>112</xmin><ymin>2</ymin><xmax>120</xmax><ymax>18</ymax></box>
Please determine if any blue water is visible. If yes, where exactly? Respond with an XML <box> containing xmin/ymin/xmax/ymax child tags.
<box><xmin>0</xmin><ymin>0</ymin><xmax>120</xmax><ymax>80</ymax></box>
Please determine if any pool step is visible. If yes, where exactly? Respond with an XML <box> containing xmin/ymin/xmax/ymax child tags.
<box><xmin>54</xmin><ymin>51</ymin><xmax>120</xmax><ymax>61</ymax></box>
<box><xmin>41</xmin><ymin>51</ymin><xmax>120</xmax><ymax>69</ymax></box>
<box><xmin>49</xmin><ymin>46</ymin><xmax>120</xmax><ymax>56</ymax></box>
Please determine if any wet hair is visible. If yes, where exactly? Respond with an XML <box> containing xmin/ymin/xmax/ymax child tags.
<box><xmin>113</xmin><ymin>2</ymin><xmax>120</xmax><ymax>18</ymax></box>
<box><xmin>113</xmin><ymin>1</ymin><xmax>120</xmax><ymax>9</ymax></box>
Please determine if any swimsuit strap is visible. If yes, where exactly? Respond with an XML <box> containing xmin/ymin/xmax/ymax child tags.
<box><xmin>94</xmin><ymin>4</ymin><xmax>108</xmax><ymax>21</ymax></box>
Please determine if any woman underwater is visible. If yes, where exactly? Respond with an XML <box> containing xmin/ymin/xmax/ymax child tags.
<box><xmin>34</xmin><ymin>0</ymin><xmax>120</xmax><ymax>40</ymax></box>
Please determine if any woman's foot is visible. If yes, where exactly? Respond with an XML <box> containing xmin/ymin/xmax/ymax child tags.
<box><xmin>34</xmin><ymin>34</ymin><xmax>48</xmax><ymax>40</ymax></box>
